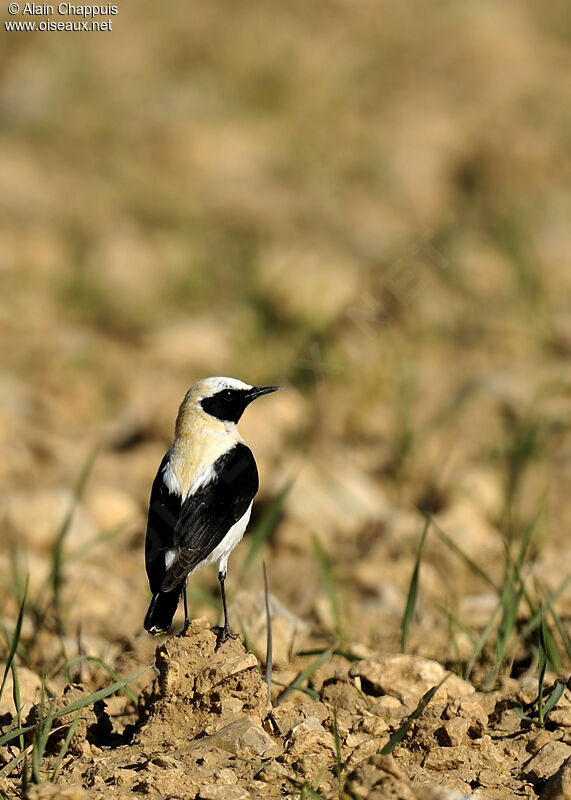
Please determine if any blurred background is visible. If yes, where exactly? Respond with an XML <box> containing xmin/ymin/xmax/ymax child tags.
<box><xmin>1</xmin><ymin>0</ymin><xmax>570</xmax><ymax>682</ymax></box>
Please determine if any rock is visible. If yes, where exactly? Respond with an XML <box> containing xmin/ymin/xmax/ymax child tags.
<box><xmin>540</xmin><ymin>755</ymin><xmax>571</xmax><ymax>799</ymax></box>
<box><xmin>25</xmin><ymin>684</ymin><xmax>112</xmax><ymax>759</ymax></box>
<box><xmin>436</xmin><ymin>717</ymin><xmax>470</xmax><ymax>747</ymax></box>
<box><xmin>528</xmin><ymin>731</ymin><xmax>553</xmax><ymax>754</ymax></box>
<box><xmin>254</xmin><ymin>760</ymin><xmax>290</xmax><ymax>783</ymax></box>
<box><xmin>348</xmin><ymin>752</ymin><xmax>412</xmax><ymax>799</ymax></box>
<box><xmin>413</xmin><ymin>788</ymin><xmax>475</xmax><ymax>800</ymax></box>
<box><xmin>229</xmin><ymin>589</ymin><xmax>309</xmax><ymax>668</ymax></box>
<box><xmin>24</xmin><ymin>783</ymin><xmax>86</xmax><ymax>799</ymax></box>
<box><xmin>350</xmin><ymin>655</ymin><xmax>474</xmax><ymax>711</ymax></box>
<box><xmin>137</xmin><ymin>621</ymin><xmax>273</xmax><ymax>755</ymax></box>
<box><xmin>194</xmin><ymin>653</ymin><xmax>259</xmax><ymax>694</ymax></box>
<box><xmin>198</xmin><ymin>787</ymin><xmax>251</xmax><ymax>800</ymax></box>
<box><xmin>193</xmin><ymin>717</ymin><xmax>278</xmax><ymax>759</ymax></box>
<box><xmin>283</xmin><ymin>715</ymin><xmax>336</xmax><ymax>782</ymax></box>
<box><xmin>345</xmin><ymin>739</ymin><xmax>386</xmax><ymax>772</ymax></box>
<box><xmin>442</xmin><ymin>698</ymin><xmax>488</xmax><ymax>739</ymax></box>
<box><xmin>524</xmin><ymin>741</ymin><xmax>571</xmax><ymax>782</ymax></box>
<box><xmin>370</xmin><ymin>754</ymin><xmax>406</xmax><ymax>780</ymax></box>
<box><xmin>550</xmin><ymin>708</ymin><xmax>571</xmax><ymax>728</ymax></box>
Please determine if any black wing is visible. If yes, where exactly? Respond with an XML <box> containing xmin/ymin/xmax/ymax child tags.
<box><xmin>144</xmin><ymin>452</ymin><xmax>182</xmax><ymax>595</ymax></box>
<box><xmin>161</xmin><ymin>443</ymin><xmax>258</xmax><ymax>591</ymax></box>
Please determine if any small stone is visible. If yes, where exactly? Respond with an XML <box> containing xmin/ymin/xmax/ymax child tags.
<box><xmin>195</xmin><ymin>653</ymin><xmax>258</xmax><ymax>694</ymax></box>
<box><xmin>413</xmin><ymin>787</ymin><xmax>474</xmax><ymax>800</ymax></box>
<box><xmin>370</xmin><ymin>753</ymin><xmax>406</xmax><ymax>780</ymax></box>
<box><xmin>350</xmin><ymin>655</ymin><xmax>474</xmax><ymax>711</ymax></box>
<box><xmin>255</xmin><ymin>761</ymin><xmax>289</xmax><ymax>783</ymax></box>
<box><xmin>525</xmin><ymin>741</ymin><xmax>571</xmax><ymax>782</ymax></box>
<box><xmin>540</xmin><ymin>755</ymin><xmax>571</xmax><ymax>799</ymax></box>
<box><xmin>527</xmin><ymin>731</ymin><xmax>552</xmax><ymax>754</ymax></box>
<box><xmin>211</xmin><ymin>768</ymin><xmax>238</xmax><ymax>785</ymax></box>
<box><xmin>152</xmin><ymin>754</ymin><xmax>181</xmax><ymax>769</ymax></box>
<box><xmin>198</xmin><ymin>787</ymin><xmax>250</xmax><ymax>800</ymax></box>
<box><xmin>344</xmin><ymin>739</ymin><xmax>383</xmax><ymax>772</ymax></box>
<box><xmin>437</xmin><ymin>717</ymin><xmax>470</xmax><ymax>747</ymax></box>
<box><xmin>549</xmin><ymin>708</ymin><xmax>571</xmax><ymax>728</ymax></box>
<box><xmin>24</xmin><ymin>784</ymin><xmax>87</xmax><ymax>800</ymax></box>
<box><xmin>196</xmin><ymin>717</ymin><xmax>277</xmax><ymax>758</ymax></box>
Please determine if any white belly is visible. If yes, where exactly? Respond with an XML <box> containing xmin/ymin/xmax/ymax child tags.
<box><xmin>185</xmin><ymin>501</ymin><xmax>252</xmax><ymax>577</ymax></box>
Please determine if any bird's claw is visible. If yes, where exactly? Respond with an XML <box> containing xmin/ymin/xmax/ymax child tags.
<box><xmin>212</xmin><ymin>625</ymin><xmax>238</xmax><ymax>651</ymax></box>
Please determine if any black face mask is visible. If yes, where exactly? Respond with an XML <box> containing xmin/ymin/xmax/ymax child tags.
<box><xmin>200</xmin><ymin>386</ymin><xmax>279</xmax><ymax>423</ymax></box>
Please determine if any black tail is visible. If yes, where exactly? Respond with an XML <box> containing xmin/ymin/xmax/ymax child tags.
<box><xmin>144</xmin><ymin>589</ymin><xmax>181</xmax><ymax>635</ymax></box>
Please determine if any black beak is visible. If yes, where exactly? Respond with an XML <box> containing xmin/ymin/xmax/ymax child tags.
<box><xmin>247</xmin><ymin>385</ymin><xmax>280</xmax><ymax>401</ymax></box>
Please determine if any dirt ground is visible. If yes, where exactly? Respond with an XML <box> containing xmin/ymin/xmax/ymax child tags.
<box><xmin>1</xmin><ymin>0</ymin><xmax>571</xmax><ymax>798</ymax></box>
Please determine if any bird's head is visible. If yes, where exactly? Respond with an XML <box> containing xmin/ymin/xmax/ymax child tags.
<box><xmin>178</xmin><ymin>377</ymin><xmax>280</xmax><ymax>429</ymax></box>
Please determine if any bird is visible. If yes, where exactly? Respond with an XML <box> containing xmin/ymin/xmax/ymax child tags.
<box><xmin>143</xmin><ymin>376</ymin><xmax>279</xmax><ymax>648</ymax></box>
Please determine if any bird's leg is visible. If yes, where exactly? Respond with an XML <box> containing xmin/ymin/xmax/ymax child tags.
<box><xmin>178</xmin><ymin>579</ymin><xmax>190</xmax><ymax>637</ymax></box>
<box><xmin>214</xmin><ymin>569</ymin><xmax>238</xmax><ymax>650</ymax></box>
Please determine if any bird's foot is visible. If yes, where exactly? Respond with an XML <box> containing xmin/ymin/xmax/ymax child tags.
<box><xmin>177</xmin><ymin>617</ymin><xmax>191</xmax><ymax>638</ymax></box>
<box><xmin>212</xmin><ymin>625</ymin><xmax>238</xmax><ymax>651</ymax></box>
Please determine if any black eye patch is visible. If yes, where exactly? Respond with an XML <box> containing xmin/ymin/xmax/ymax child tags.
<box><xmin>201</xmin><ymin>389</ymin><xmax>251</xmax><ymax>423</ymax></box>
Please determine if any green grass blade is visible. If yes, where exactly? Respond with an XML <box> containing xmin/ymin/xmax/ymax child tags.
<box><xmin>332</xmin><ymin>709</ymin><xmax>344</xmax><ymax>795</ymax></box>
<box><xmin>0</xmin><ymin>743</ymin><xmax>34</xmax><ymax>779</ymax></box>
<box><xmin>32</xmin><ymin>713</ymin><xmax>54</xmax><ymax>783</ymax></box>
<box><xmin>380</xmin><ymin>675</ymin><xmax>449</xmax><ymax>755</ymax></box>
<box><xmin>50</xmin><ymin>447</ymin><xmax>99</xmax><ymax>636</ymax></box>
<box><xmin>401</xmin><ymin>517</ymin><xmax>430</xmax><ymax>653</ymax></box>
<box><xmin>50</xmin><ymin>709</ymin><xmax>82</xmax><ymax>782</ymax></box>
<box><xmin>0</xmin><ymin>664</ymin><xmax>151</xmax><ymax>748</ymax></box>
<box><xmin>519</xmin><ymin>576</ymin><xmax>570</xmax><ymax>642</ymax></box>
<box><xmin>438</xmin><ymin>606</ymin><xmax>478</xmax><ymax>645</ymax></box>
<box><xmin>286</xmin><ymin>778</ymin><xmax>327</xmax><ymax>800</ymax></box>
<box><xmin>464</xmin><ymin>599</ymin><xmax>502</xmax><ymax>681</ymax></box>
<box><xmin>263</xmin><ymin>562</ymin><xmax>273</xmax><ymax>705</ymax></box>
<box><xmin>271</xmin><ymin>678</ymin><xmax>320</xmax><ymax>700</ymax></box>
<box><xmin>277</xmin><ymin>648</ymin><xmax>333</xmax><ymax>705</ymax></box>
<box><xmin>494</xmin><ymin>581</ymin><xmax>525</xmax><ymax>670</ymax></box>
<box><xmin>0</xmin><ymin>577</ymin><xmax>28</xmax><ymax>705</ymax></box>
<box><xmin>57</xmin><ymin>656</ymin><xmax>139</xmax><ymax>705</ymax></box>
<box><xmin>537</xmin><ymin>610</ymin><xmax>548</xmax><ymax>725</ymax></box>
<box><xmin>512</xmin><ymin>705</ymin><xmax>534</xmax><ymax>723</ymax></box>
<box><xmin>513</xmin><ymin>506</ymin><xmax>541</xmax><ymax>575</ymax></box>
<box><xmin>10</xmin><ymin>659</ymin><xmax>26</xmax><ymax>786</ymax></box>
<box><xmin>537</xmin><ymin>577</ymin><xmax>571</xmax><ymax>660</ymax></box>
<box><xmin>542</xmin><ymin>679</ymin><xmax>565</xmax><ymax>720</ymax></box>
<box><xmin>312</xmin><ymin>534</ymin><xmax>343</xmax><ymax>640</ymax></box>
